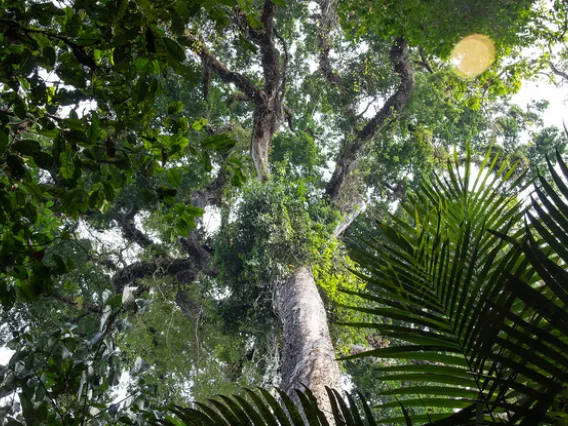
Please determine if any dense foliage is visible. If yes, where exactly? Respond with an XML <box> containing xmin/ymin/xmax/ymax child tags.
<box><xmin>1</xmin><ymin>0</ymin><xmax>568</xmax><ymax>424</ymax></box>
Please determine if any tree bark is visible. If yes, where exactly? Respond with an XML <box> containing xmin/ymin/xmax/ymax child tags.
<box><xmin>325</xmin><ymin>37</ymin><xmax>415</xmax><ymax>202</ymax></box>
<box><xmin>251</xmin><ymin>104</ymin><xmax>278</xmax><ymax>180</ymax></box>
<box><xmin>276</xmin><ymin>266</ymin><xmax>341</xmax><ymax>423</ymax></box>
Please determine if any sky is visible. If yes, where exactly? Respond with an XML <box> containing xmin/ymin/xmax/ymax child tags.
<box><xmin>512</xmin><ymin>77</ymin><xmax>568</xmax><ymax>128</ymax></box>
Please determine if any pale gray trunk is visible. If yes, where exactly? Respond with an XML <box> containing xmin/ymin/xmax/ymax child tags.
<box><xmin>276</xmin><ymin>266</ymin><xmax>341</xmax><ymax>423</ymax></box>
<box><xmin>251</xmin><ymin>126</ymin><xmax>272</xmax><ymax>181</ymax></box>
<box><xmin>251</xmin><ymin>94</ymin><xmax>281</xmax><ymax>181</ymax></box>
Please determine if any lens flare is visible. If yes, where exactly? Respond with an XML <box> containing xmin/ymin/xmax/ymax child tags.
<box><xmin>450</xmin><ymin>34</ymin><xmax>495</xmax><ymax>78</ymax></box>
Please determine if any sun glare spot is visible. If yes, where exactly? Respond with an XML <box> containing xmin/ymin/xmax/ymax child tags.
<box><xmin>450</xmin><ymin>34</ymin><xmax>496</xmax><ymax>78</ymax></box>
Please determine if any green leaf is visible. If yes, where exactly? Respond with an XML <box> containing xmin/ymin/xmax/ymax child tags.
<box><xmin>167</xmin><ymin>101</ymin><xmax>184</xmax><ymax>115</ymax></box>
<box><xmin>41</xmin><ymin>46</ymin><xmax>56</xmax><ymax>70</ymax></box>
<box><xmin>9</xmin><ymin>265</ymin><xmax>28</xmax><ymax>280</ymax></box>
<box><xmin>32</xmin><ymin>152</ymin><xmax>54</xmax><ymax>170</ymax></box>
<box><xmin>192</xmin><ymin>118</ymin><xmax>207</xmax><ymax>131</ymax></box>
<box><xmin>201</xmin><ymin>152</ymin><xmax>212</xmax><ymax>172</ymax></box>
<box><xmin>7</xmin><ymin>154</ymin><xmax>25</xmax><ymax>179</ymax></box>
<box><xmin>12</xmin><ymin>140</ymin><xmax>41</xmax><ymax>156</ymax></box>
<box><xmin>167</xmin><ymin>168</ymin><xmax>183</xmax><ymax>187</ymax></box>
<box><xmin>163</xmin><ymin>37</ymin><xmax>186</xmax><ymax>62</ymax></box>
<box><xmin>14</xmin><ymin>95</ymin><xmax>27</xmax><ymax>119</ymax></box>
<box><xmin>59</xmin><ymin>151</ymin><xmax>74</xmax><ymax>179</ymax></box>
<box><xmin>106</xmin><ymin>294</ymin><xmax>123</xmax><ymax>308</ymax></box>
<box><xmin>88</xmin><ymin>112</ymin><xmax>100</xmax><ymax>144</ymax></box>
<box><xmin>201</xmin><ymin>134</ymin><xmax>236</xmax><ymax>151</ymax></box>
<box><xmin>103</xmin><ymin>182</ymin><xmax>115</xmax><ymax>201</ymax></box>
<box><xmin>0</xmin><ymin>129</ymin><xmax>9</xmax><ymax>153</ymax></box>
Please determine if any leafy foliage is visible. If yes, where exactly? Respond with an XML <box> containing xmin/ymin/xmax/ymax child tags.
<box><xmin>0</xmin><ymin>0</ymin><xmax>241</xmax><ymax>306</ymax></box>
<box><xmin>342</xmin><ymin>148</ymin><xmax>568</xmax><ymax>424</ymax></box>
<box><xmin>338</xmin><ymin>0</ymin><xmax>537</xmax><ymax>57</ymax></box>
<box><xmin>162</xmin><ymin>386</ymin><xmax>380</xmax><ymax>426</ymax></box>
<box><xmin>2</xmin><ymin>0</ymin><xmax>568</xmax><ymax>423</ymax></box>
<box><xmin>161</xmin><ymin>148</ymin><xmax>568</xmax><ymax>426</ymax></box>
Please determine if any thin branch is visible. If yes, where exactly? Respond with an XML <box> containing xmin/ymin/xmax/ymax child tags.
<box><xmin>356</xmin><ymin>96</ymin><xmax>379</xmax><ymax>120</ymax></box>
<box><xmin>0</xmin><ymin>18</ymin><xmax>98</xmax><ymax>71</ymax></box>
<box><xmin>85</xmin><ymin>390</ymin><xmax>140</xmax><ymax>423</ymax></box>
<box><xmin>418</xmin><ymin>45</ymin><xmax>434</xmax><ymax>74</ymax></box>
<box><xmin>283</xmin><ymin>104</ymin><xmax>294</xmax><ymax>131</ymax></box>
<box><xmin>275</xmin><ymin>28</ymin><xmax>289</xmax><ymax>99</ymax></box>
<box><xmin>35</xmin><ymin>373</ymin><xmax>66</xmax><ymax>425</ymax></box>
<box><xmin>52</xmin><ymin>292</ymin><xmax>103</xmax><ymax>314</ymax></box>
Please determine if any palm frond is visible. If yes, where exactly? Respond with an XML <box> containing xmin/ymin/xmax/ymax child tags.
<box><xmin>160</xmin><ymin>387</ymin><xmax>378</xmax><ymax>426</ymax></box>
<box><xmin>344</xmin><ymin>147</ymin><xmax>568</xmax><ymax>425</ymax></box>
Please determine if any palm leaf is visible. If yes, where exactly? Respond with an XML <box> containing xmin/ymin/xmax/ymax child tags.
<box><xmin>344</xmin><ymin>147</ymin><xmax>568</xmax><ymax>424</ymax></box>
<box><xmin>163</xmin><ymin>387</ymin><xmax>381</xmax><ymax>426</ymax></box>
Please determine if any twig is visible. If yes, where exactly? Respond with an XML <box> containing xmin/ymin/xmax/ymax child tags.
<box><xmin>35</xmin><ymin>373</ymin><xmax>67</xmax><ymax>425</ymax></box>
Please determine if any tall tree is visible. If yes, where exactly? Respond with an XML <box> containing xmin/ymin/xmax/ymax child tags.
<box><xmin>1</xmin><ymin>0</ymin><xmax>564</xmax><ymax>423</ymax></box>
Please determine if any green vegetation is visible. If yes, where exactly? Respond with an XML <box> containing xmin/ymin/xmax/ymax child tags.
<box><xmin>1</xmin><ymin>0</ymin><xmax>568</xmax><ymax>424</ymax></box>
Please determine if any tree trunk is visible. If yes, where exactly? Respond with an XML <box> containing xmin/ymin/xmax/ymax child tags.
<box><xmin>276</xmin><ymin>266</ymin><xmax>341</xmax><ymax>423</ymax></box>
<box><xmin>251</xmin><ymin>95</ymin><xmax>281</xmax><ymax>181</ymax></box>
<box><xmin>251</xmin><ymin>118</ymin><xmax>273</xmax><ymax>181</ymax></box>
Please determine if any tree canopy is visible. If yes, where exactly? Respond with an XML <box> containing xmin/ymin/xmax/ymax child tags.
<box><xmin>1</xmin><ymin>0</ymin><xmax>568</xmax><ymax>424</ymax></box>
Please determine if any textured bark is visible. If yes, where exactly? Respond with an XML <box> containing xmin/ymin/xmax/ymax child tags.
<box><xmin>250</xmin><ymin>0</ymin><xmax>282</xmax><ymax>180</ymax></box>
<box><xmin>118</xmin><ymin>207</ymin><xmax>153</xmax><ymax>249</ymax></box>
<box><xmin>251</xmin><ymin>110</ymin><xmax>277</xmax><ymax>180</ymax></box>
<box><xmin>549</xmin><ymin>61</ymin><xmax>568</xmax><ymax>81</ymax></box>
<box><xmin>111</xmin><ymin>258</ymin><xmax>198</xmax><ymax>294</ymax></box>
<box><xmin>183</xmin><ymin>1</ymin><xmax>283</xmax><ymax>181</ymax></box>
<box><xmin>315</xmin><ymin>0</ymin><xmax>341</xmax><ymax>86</ymax></box>
<box><xmin>276</xmin><ymin>267</ymin><xmax>341</xmax><ymax>423</ymax></box>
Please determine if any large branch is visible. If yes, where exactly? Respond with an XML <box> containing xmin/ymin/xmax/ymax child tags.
<box><xmin>260</xmin><ymin>1</ymin><xmax>281</xmax><ymax>96</ymax></box>
<box><xmin>245</xmin><ymin>0</ymin><xmax>281</xmax><ymax>97</ymax></box>
<box><xmin>181</xmin><ymin>34</ymin><xmax>264</xmax><ymax>105</ymax></box>
<box><xmin>357</xmin><ymin>37</ymin><xmax>415</xmax><ymax>141</ymax></box>
<box><xmin>184</xmin><ymin>4</ymin><xmax>283</xmax><ymax>181</ymax></box>
<box><xmin>111</xmin><ymin>258</ymin><xmax>198</xmax><ymax>294</ymax></box>
<box><xmin>325</xmin><ymin>37</ymin><xmax>415</xmax><ymax>202</ymax></box>
<box><xmin>315</xmin><ymin>0</ymin><xmax>341</xmax><ymax>86</ymax></box>
<box><xmin>549</xmin><ymin>61</ymin><xmax>568</xmax><ymax>82</ymax></box>
<box><xmin>118</xmin><ymin>207</ymin><xmax>153</xmax><ymax>249</ymax></box>
<box><xmin>247</xmin><ymin>1</ymin><xmax>284</xmax><ymax>181</ymax></box>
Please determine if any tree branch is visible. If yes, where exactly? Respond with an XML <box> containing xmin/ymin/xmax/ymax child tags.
<box><xmin>357</xmin><ymin>37</ymin><xmax>415</xmax><ymax>141</ymax></box>
<box><xmin>111</xmin><ymin>258</ymin><xmax>198</xmax><ymax>294</ymax></box>
<box><xmin>180</xmin><ymin>33</ymin><xmax>264</xmax><ymax>104</ymax></box>
<box><xmin>118</xmin><ymin>207</ymin><xmax>153</xmax><ymax>249</ymax></box>
<box><xmin>417</xmin><ymin>46</ymin><xmax>434</xmax><ymax>74</ymax></box>
<box><xmin>52</xmin><ymin>292</ymin><xmax>103</xmax><ymax>314</ymax></box>
<box><xmin>246</xmin><ymin>0</ymin><xmax>281</xmax><ymax>97</ymax></box>
<box><xmin>325</xmin><ymin>37</ymin><xmax>415</xmax><ymax>202</ymax></box>
<box><xmin>315</xmin><ymin>0</ymin><xmax>341</xmax><ymax>85</ymax></box>
<box><xmin>0</xmin><ymin>18</ymin><xmax>98</xmax><ymax>71</ymax></box>
<box><xmin>191</xmin><ymin>167</ymin><xmax>228</xmax><ymax>209</ymax></box>
<box><xmin>549</xmin><ymin>61</ymin><xmax>568</xmax><ymax>82</ymax></box>
<box><xmin>275</xmin><ymin>28</ymin><xmax>289</xmax><ymax>99</ymax></box>
<box><xmin>261</xmin><ymin>0</ymin><xmax>281</xmax><ymax>97</ymax></box>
